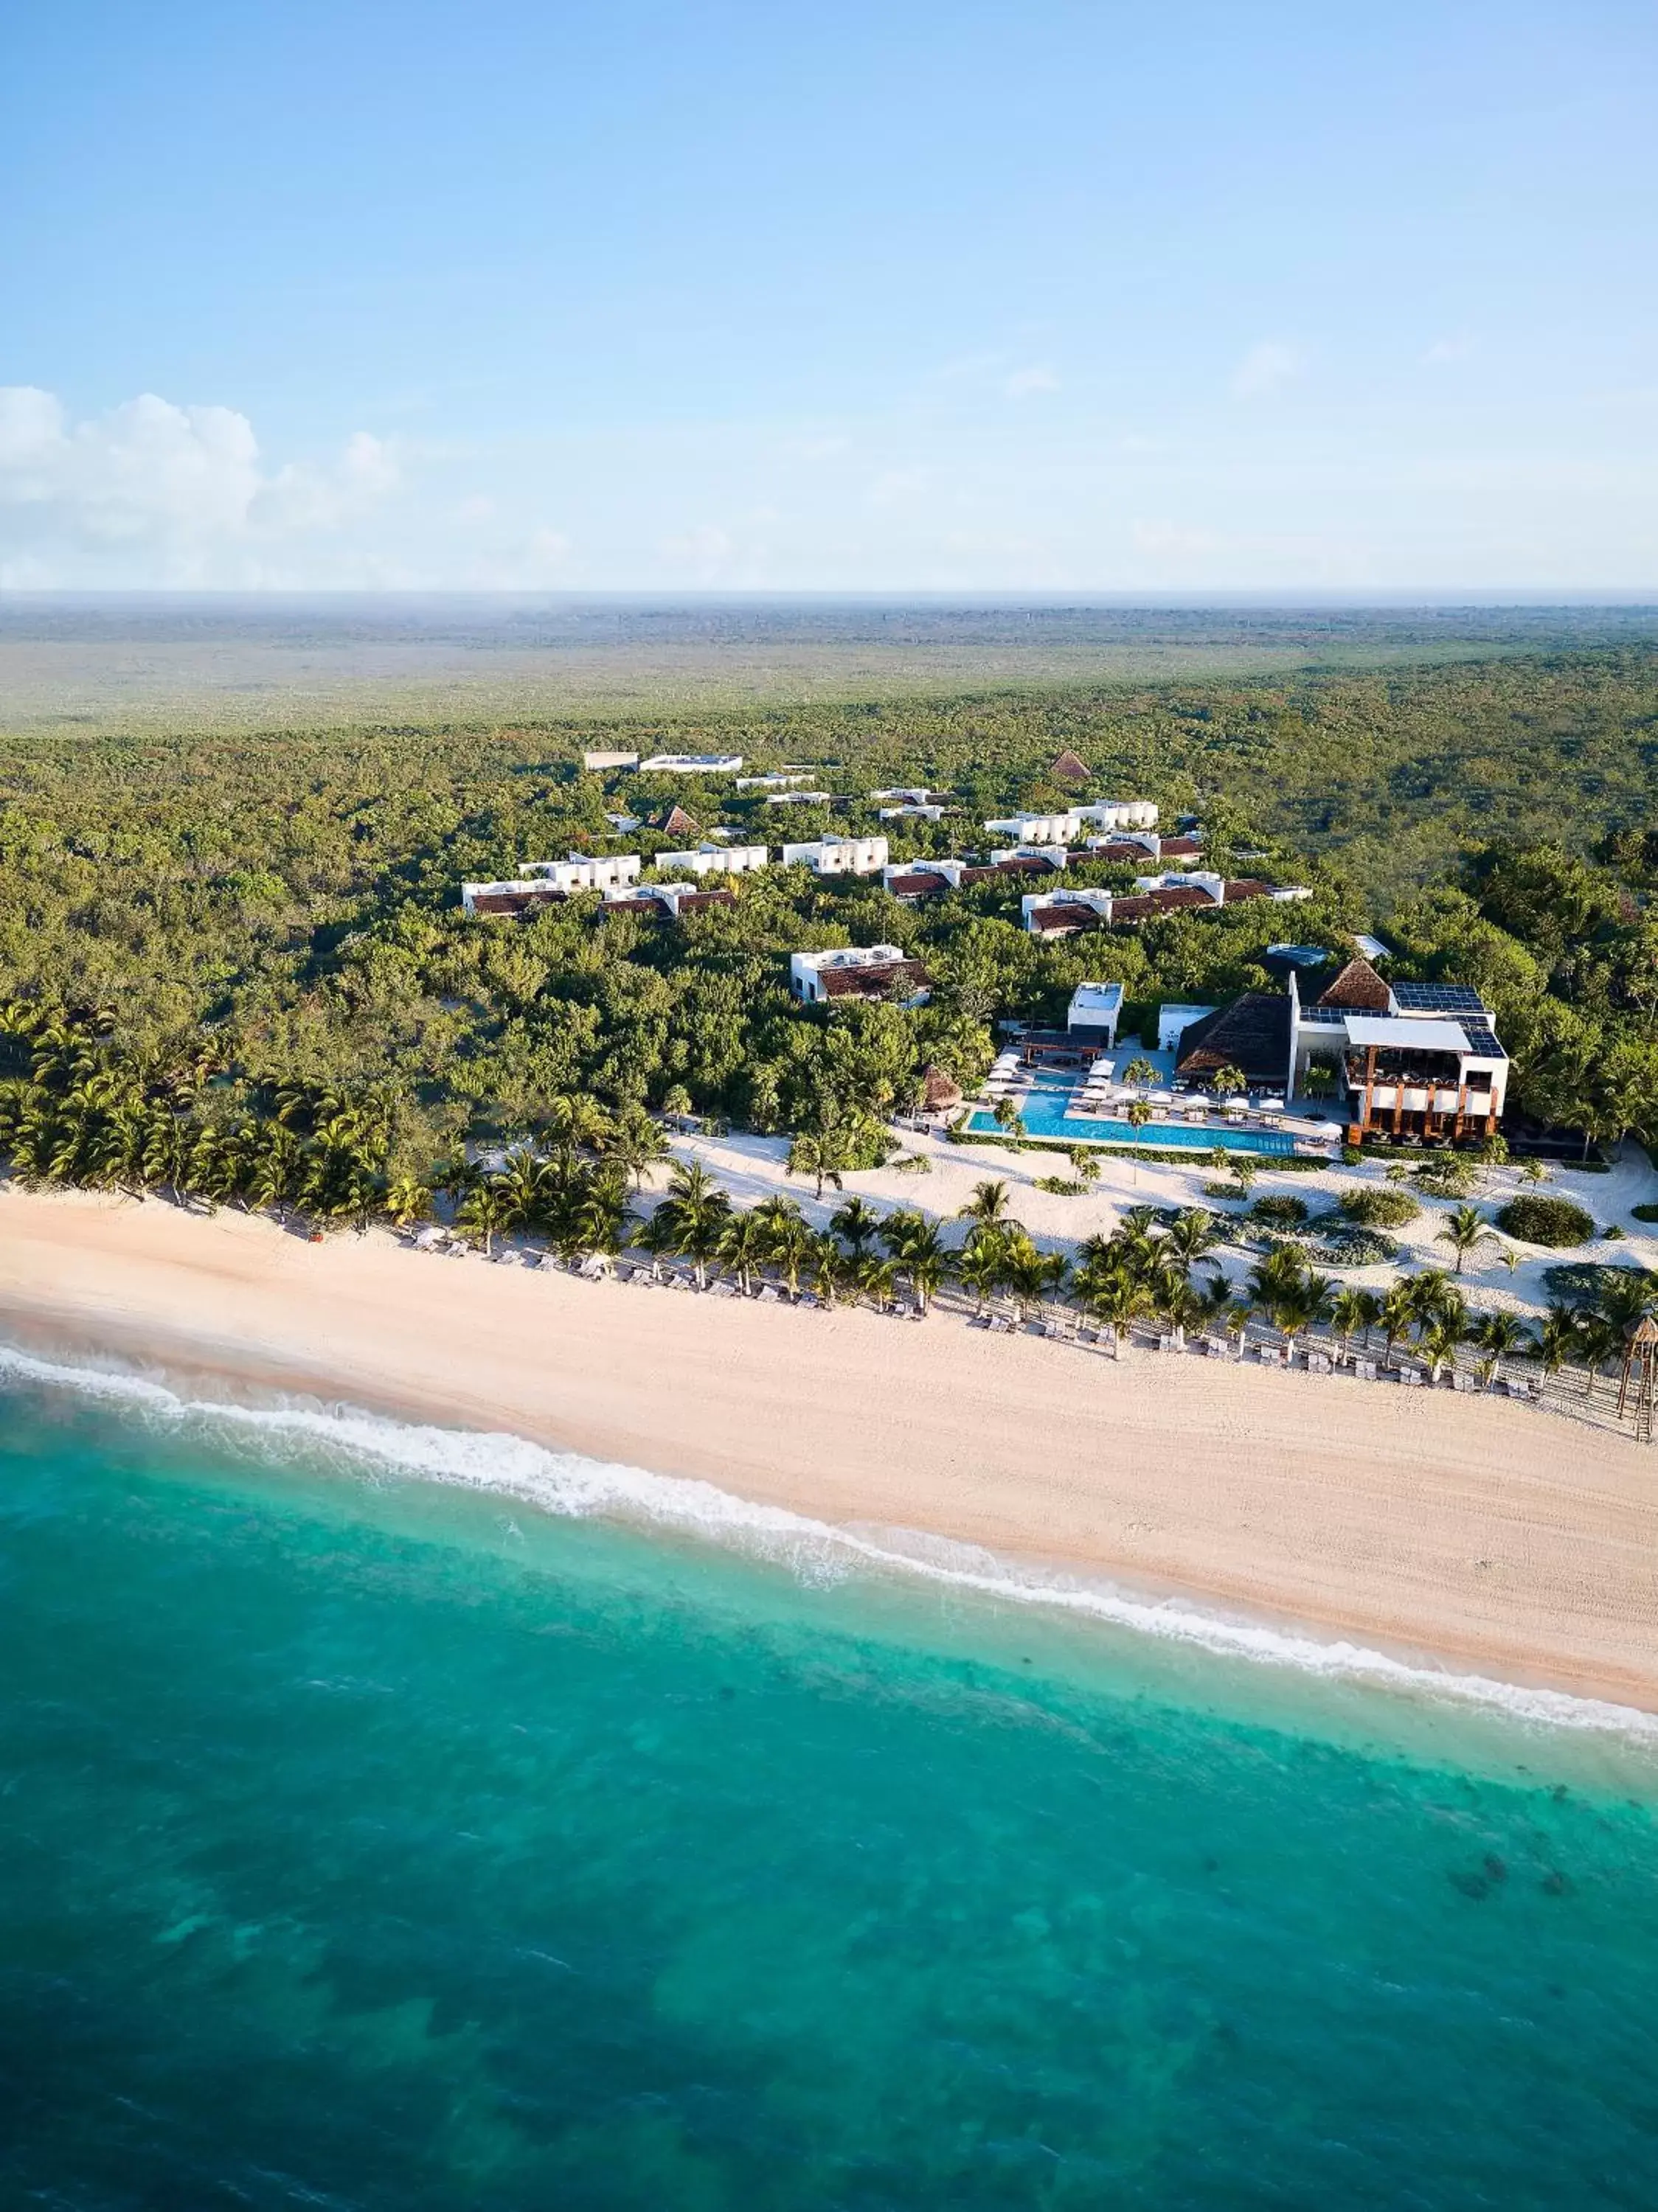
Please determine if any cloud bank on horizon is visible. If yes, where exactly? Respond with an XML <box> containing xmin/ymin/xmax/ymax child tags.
<box><xmin>3</xmin><ymin>0</ymin><xmax>1655</xmax><ymax>592</ymax></box>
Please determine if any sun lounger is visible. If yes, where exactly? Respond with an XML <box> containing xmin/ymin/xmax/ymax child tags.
<box><xmin>1356</xmin><ymin>1359</ymin><xmax>1377</xmax><ymax>1382</ymax></box>
<box><xmin>1451</xmin><ymin>1370</ymin><xmax>1477</xmax><ymax>1392</ymax></box>
<box><xmin>1308</xmin><ymin>1352</ymin><xmax>1332</xmax><ymax>1375</ymax></box>
<box><xmin>1397</xmin><ymin>1366</ymin><xmax>1423</xmax><ymax>1386</ymax></box>
<box><xmin>757</xmin><ymin>1284</ymin><xmax>782</xmax><ymax>1302</ymax></box>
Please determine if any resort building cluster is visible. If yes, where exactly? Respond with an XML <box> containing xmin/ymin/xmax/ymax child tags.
<box><xmin>467</xmin><ymin>759</ymin><xmax>1505</xmax><ymax>1150</ymax></box>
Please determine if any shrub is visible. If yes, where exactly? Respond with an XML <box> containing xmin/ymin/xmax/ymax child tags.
<box><xmin>1339</xmin><ymin>1186</ymin><xmax>1421</xmax><ymax>1228</ymax></box>
<box><xmin>1034</xmin><ymin>1175</ymin><xmax>1085</xmax><ymax>1195</ymax></box>
<box><xmin>1496</xmin><ymin>1194</ymin><xmax>1596</xmax><ymax>1248</ymax></box>
<box><xmin>1319</xmin><ymin>1227</ymin><xmax>1401</xmax><ymax>1267</ymax></box>
<box><xmin>1339</xmin><ymin>1144</ymin><xmax>1364</xmax><ymax>1166</ymax></box>
<box><xmin>1203</xmin><ymin>1180</ymin><xmax>1246</xmax><ymax>1203</ymax></box>
<box><xmin>1249</xmin><ymin>1194</ymin><xmax>1311</xmax><ymax>1229</ymax></box>
<box><xmin>1632</xmin><ymin>1203</ymin><xmax>1658</xmax><ymax>1223</ymax></box>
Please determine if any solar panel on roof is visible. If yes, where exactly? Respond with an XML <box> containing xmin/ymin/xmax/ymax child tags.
<box><xmin>1391</xmin><ymin>983</ymin><xmax>1487</xmax><ymax>1012</ymax></box>
<box><xmin>1458</xmin><ymin>1022</ymin><xmax>1507</xmax><ymax>1058</ymax></box>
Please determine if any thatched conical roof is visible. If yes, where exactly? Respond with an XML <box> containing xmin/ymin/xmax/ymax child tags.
<box><xmin>1050</xmin><ymin>748</ymin><xmax>1090</xmax><ymax>783</ymax></box>
<box><xmin>922</xmin><ymin>1064</ymin><xmax>963</xmax><ymax>1110</ymax></box>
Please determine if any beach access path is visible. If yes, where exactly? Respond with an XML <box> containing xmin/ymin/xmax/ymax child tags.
<box><xmin>1</xmin><ymin>1186</ymin><xmax>1654</xmax><ymax>1712</ymax></box>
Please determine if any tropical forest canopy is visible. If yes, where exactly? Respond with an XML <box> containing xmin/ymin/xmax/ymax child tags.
<box><xmin>2</xmin><ymin>640</ymin><xmax>1658</xmax><ymax>1181</ymax></box>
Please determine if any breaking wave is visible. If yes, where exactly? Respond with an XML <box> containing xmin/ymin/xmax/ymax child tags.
<box><xmin>3</xmin><ymin>1337</ymin><xmax>1654</xmax><ymax>1745</ymax></box>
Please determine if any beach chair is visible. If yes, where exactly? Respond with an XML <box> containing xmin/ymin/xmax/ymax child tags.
<box><xmin>1398</xmin><ymin>1366</ymin><xmax>1423</xmax><ymax>1386</ymax></box>
<box><xmin>757</xmin><ymin>1284</ymin><xmax>782</xmax><ymax>1302</ymax></box>
<box><xmin>1356</xmin><ymin>1358</ymin><xmax>1378</xmax><ymax>1382</ymax></box>
<box><xmin>1308</xmin><ymin>1352</ymin><xmax>1332</xmax><ymax>1376</ymax></box>
<box><xmin>1451</xmin><ymin>1370</ymin><xmax>1477</xmax><ymax>1393</ymax></box>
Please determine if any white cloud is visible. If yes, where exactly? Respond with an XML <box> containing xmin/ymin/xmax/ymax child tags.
<box><xmin>0</xmin><ymin>386</ymin><xmax>400</xmax><ymax>585</ymax></box>
<box><xmin>1230</xmin><ymin>341</ymin><xmax>1304</xmax><ymax>398</ymax></box>
<box><xmin>1005</xmin><ymin>365</ymin><xmax>1059</xmax><ymax>398</ymax></box>
<box><xmin>656</xmin><ymin>523</ymin><xmax>736</xmax><ymax>582</ymax></box>
<box><xmin>1131</xmin><ymin>518</ymin><xmax>1223</xmax><ymax>558</ymax></box>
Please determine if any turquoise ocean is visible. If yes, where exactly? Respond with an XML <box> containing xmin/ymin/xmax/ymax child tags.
<box><xmin>2</xmin><ymin>1343</ymin><xmax>1656</xmax><ymax>2210</ymax></box>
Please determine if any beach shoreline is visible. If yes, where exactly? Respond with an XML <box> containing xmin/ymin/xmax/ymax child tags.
<box><xmin>1</xmin><ymin>1186</ymin><xmax>1655</xmax><ymax>1714</ymax></box>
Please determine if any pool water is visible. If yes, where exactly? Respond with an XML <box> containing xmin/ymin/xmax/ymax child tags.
<box><xmin>966</xmin><ymin>1091</ymin><xmax>1296</xmax><ymax>1154</ymax></box>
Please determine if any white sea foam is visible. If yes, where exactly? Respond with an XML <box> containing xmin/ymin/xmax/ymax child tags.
<box><xmin>4</xmin><ymin>1337</ymin><xmax>1655</xmax><ymax>1745</ymax></box>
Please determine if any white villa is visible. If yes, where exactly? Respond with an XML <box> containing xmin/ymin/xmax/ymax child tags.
<box><xmin>764</xmin><ymin>790</ymin><xmax>835</xmax><ymax>806</ymax></box>
<box><xmin>783</xmin><ymin>835</ymin><xmax>890</xmax><ymax>876</ymax></box>
<box><xmin>1066</xmin><ymin>982</ymin><xmax>1124</xmax><ymax>1046</ymax></box>
<box><xmin>639</xmin><ymin>754</ymin><xmax>744</xmax><ymax>774</ymax></box>
<box><xmin>656</xmin><ymin>844</ymin><xmax>769</xmax><ymax>877</ymax></box>
<box><xmin>524</xmin><ymin>853</ymin><xmax>642</xmax><ymax>894</ymax></box>
<box><xmin>790</xmin><ymin>945</ymin><xmax>931</xmax><ymax>1004</ymax></box>
<box><xmin>1022</xmin><ymin>874</ymin><xmax>1310</xmax><ymax>936</ymax></box>
<box><xmin>737</xmin><ymin>772</ymin><xmax>814</xmax><ymax>790</ymax></box>
<box><xmin>582</xmin><ymin>749</ymin><xmax>639</xmax><ymax>771</ymax></box>
<box><xmin>878</xmin><ymin>803</ymin><xmax>946</xmax><ymax>821</ymax></box>
<box><xmin>983</xmin><ymin>799</ymin><xmax>1159</xmax><ymax>844</ymax></box>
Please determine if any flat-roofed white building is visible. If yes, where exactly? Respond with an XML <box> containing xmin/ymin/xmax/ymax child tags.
<box><xmin>989</xmin><ymin>844</ymin><xmax>1068</xmax><ymax>870</ymax></box>
<box><xmin>764</xmin><ymin>789</ymin><xmax>834</xmax><ymax>806</ymax></box>
<box><xmin>782</xmin><ymin>835</ymin><xmax>889</xmax><ymax>876</ymax></box>
<box><xmin>1131</xmin><ymin>869</ymin><xmax>1227</xmax><ymax>905</ymax></box>
<box><xmin>521</xmin><ymin>852</ymin><xmax>642</xmax><ymax>894</ymax></box>
<box><xmin>583</xmin><ymin>749</ymin><xmax>639</xmax><ymax>771</ymax></box>
<box><xmin>1020</xmin><ymin>887</ymin><xmax>1116</xmax><ymax>934</ymax></box>
<box><xmin>639</xmin><ymin>753</ymin><xmax>744</xmax><ymax>773</ymax></box>
<box><xmin>736</xmin><ymin>772</ymin><xmax>814</xmax><ymax>790</ymax></box>
<box><xmin>656</xmin><ymin>844</ymin><xmax>769</xmax><ymax>877</ymax></box>
<box><xmin>982</xmin><ymin>810</ymin><xmax>1077</xmax><ymax>846</ymax></box>
<box><xmin>1072</xmin><ymin>799</ymin><xmax>1159</xmax><ymax>831</ymax></box>
<box><xmin>985</xmin><ymin>799</ymin><xmax>1159</xmax><ymax>844</ymax></box>
<box><xmin>790</xmin><ymin>945</ymin><xmax>930</xmax><ymax>1004</ymax></box>
<box><xmin>878</xmin><ymin>802</ymin><xmax>946</xmax><ymax>821</ymax></box>
<box><xmin>1158</xmin><ymin>1003</ymin><xmax>1219</xmax><ymax>1054</ymax></box>
<box><xmin>1066</xmin><ymin>982</ymin><xmax>1125</xmax><ymax>1045</ymax></box>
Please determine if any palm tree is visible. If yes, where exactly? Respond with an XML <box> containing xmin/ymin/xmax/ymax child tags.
<box><xmin>1418</xmin><ymin>1310</ymin><xmax>1469</xmax><ymax>1384</ymax></box>
<box><xmin>830</xmin><ymin>1194</ymin><xmax>884</xmax><ymax>1258</ymax></box>
<box><xmin>752</xmin><ymin>1194</ymin><xmax>811</xmax><ymax>1295</ymax></box>
<box><xmin>1330</xmin><ymin>1286</ymin><xmax>1372</xmax><ymax>1357</ymax></box>
<box><xmin>384</xmin><ymin>1174</ymin><xmax>433</xmax><ymax>1227</ymax></box>
<box><xmin>1163</xmin><ymin>1207</ymin><xmax>1224</xmax><ymax>1268</ymax></box>
<box><xmin>608</xmin><ymin>1116</ymin><xmax>670</xmax><ymax>1191</ymax></box>
<box><xmin>992</xmin><ymin>1096</ymin><xmax>1027</xmax><ymax>1140</ymax></box>
<box><xmin>787</xmin><ymin>1129</ymin><xmax>849</xmax><ymax>1203</ymax></box>
<box><xmin>853</xmin><ymin>1252</ymin><xmax>899</xmax><ymax>1312</ymax></box>
<box><xmin>1066</xmin><ymin>1146</ymin><xmax>1101</xmax><ymax>1186</ymax></box>
<box><xmin>1437</xmin><ymin>1203</ymin><xmax>1497</xmax><ymax>1276</ymax></box>
<box><xmin>1081</xmin><ymin>1267</ymin><xmax>1154</xmax><ymax>1357</ymax></box>
<box><xmin>1121</xmin><ymin>1056</ymin><xmax>1158</xmax><ymax>1087</ymax></box>
<box><xmin>1275</xmin><ymin>1270</ymin><xmax>1334</xmax><ymax>1355</ymax></box>
<box><xmin>1124</xmin><ymin>1096</ymin><xmax>1154</xmax><ymax>1178</ymax></box>
<box><xmin>805</xmin><ymin>1228</ymin><xmax>847</xmax><ymax>1307</ymax></box>
<box><xmin>955</xmin><ymin>1238</ymin><xmax>1007</xmax><ymax>1315</ymax></box>
<box><xmin>715</xmin><ymin>1208</ymin><xmax>769</xmax><ymax>1295</ymax></box>
<box><xmin>1536</xmin><ymin>1302</ymin><xmax>1580</xmax><ymax>1391</ymax></box>
<box><xmin>1380</xmin><ymin>1279</ymin><xmax>1417</xmax><ymax>1364</ymax></box>
<box><xmin>1210</xmin><ymin>1062</ymin><xmax>1247</xmax><ymax>1098</ymax></box>
<box><xmin>1472</xmin><ymin>1310</ymin><xmax>1532</xmax><ymax>1386</ymax></box>
<box><xmin>957</xmin><ymin>1178</ymin><xmax>1013</xmax><ymax>1236</ymax></box>
<box><xmin>456</xmin><ymin>1181</ymin><xmax>510</xmax><ymax>1256</ymax></box>
<box><xmin>646</xmin><ymin>1159</ymin><xmax>733</xmax><ymax>1287</ymax></box>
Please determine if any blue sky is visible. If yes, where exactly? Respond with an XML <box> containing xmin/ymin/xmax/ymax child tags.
<box><xmin>2</xmin><ymin>0</ymin><xmax>1655</xmax><ymax>589</ymax></box>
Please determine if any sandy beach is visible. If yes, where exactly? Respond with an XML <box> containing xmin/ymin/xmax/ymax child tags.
<box><xmin>1</xmin><ymin>1185</ymin><xmax>1654</xmax><ymax>1710</ymax></box>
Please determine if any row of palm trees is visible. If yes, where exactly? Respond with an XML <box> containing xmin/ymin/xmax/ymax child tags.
<box><xmin>620</xmin><ymin>1170</ymin><xmax>1647</xmax><ymax>1401</ymax></box>
<box><xmin>0</xmin><ymin>1001</ymin><xmax>671</xmax><ymax>1237</ymax></box>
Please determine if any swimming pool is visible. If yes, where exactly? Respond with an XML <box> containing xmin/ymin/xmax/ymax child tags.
<box><xmin>965</xmin><ymin>1093</ymin><xmax>1296</xmax><ymax>1155</ymax></box>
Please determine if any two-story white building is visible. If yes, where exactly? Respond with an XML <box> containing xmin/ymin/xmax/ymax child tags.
<box><xmin>984</xmin><ymin>799</ymin><xmax>1159</xmax><ymax>844</ymax></box>
<box><xmin>782</xmin><ymin>835</ymin><xmax>890</xmax><ymax>876</ymax></box>
<box><xmin>522</xmin><ymin>853</ymin><xmax>643</xmax><ymax>895</ymax></box>
<box><xmin>656</xmin><ymin>844</ymin><xmax>769</xmax><ymax>877</ymax></box>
